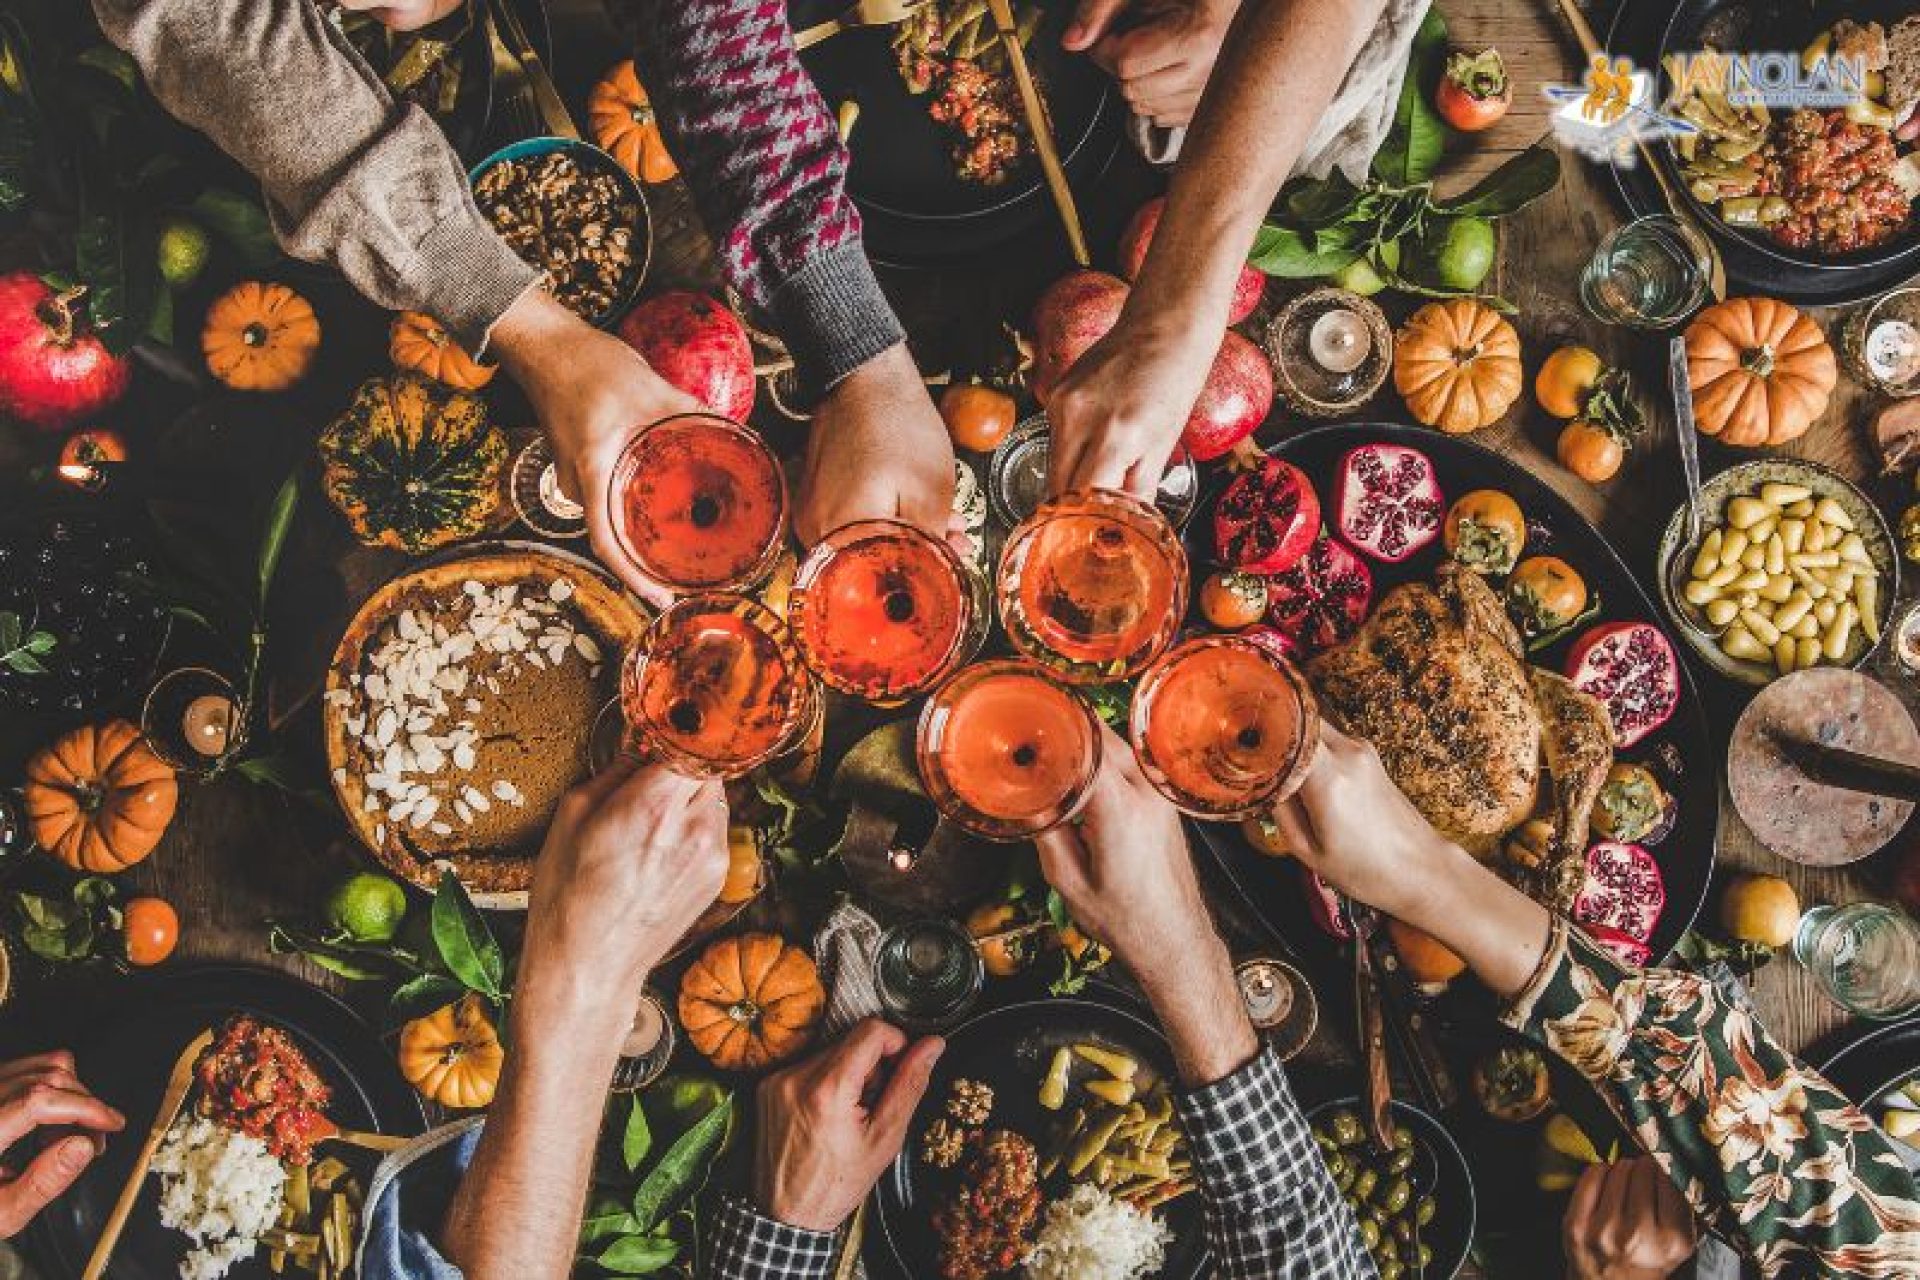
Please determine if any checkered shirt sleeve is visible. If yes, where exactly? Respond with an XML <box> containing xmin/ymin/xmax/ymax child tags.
<box><xmin>708</xmin><ymin>1194</ymin><xmax>838</xmax><ymax>1279</ymax></box>
<box><xmin>1175</xmin><ymin>1046</ymin><xmax>1378</xmax><ymax>1279</ymax></box>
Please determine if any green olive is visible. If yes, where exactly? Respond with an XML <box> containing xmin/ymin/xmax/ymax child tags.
<box><xmin>1392</xmin><ymin>1125</ymin><xmax>1416</xmax><ymax>1150</ymax></box>
<box><xmin>1387</xmin><ymin>1146</ymin><xmax>1415</xmax><ymax>1173</ymax></box>
<box><xmin>1351</xmin><ymin>1168</ymin><xmax>1379</xmax><ymax>1202</ymax></box>
<box><xmin>1330</xmin><ymin>1112</ymin><xmax>1364</xmax><ymax>1146</ymax></box>
<box><xmin>1379</xmin><ymin>1262</ymin><xmax>1403</xmax><ymax>1280</ymax></box>
<box><xmin>1414</xmin><ymin>1244</ymin><xmax>1434</xmax><ymax>1268</ymax></box>
<box><xmin>1357</xmin><ymin>1219</ymin><xmax>1381</xmax><ymax>1249</ymax></box>
<box><xmin>1377</xmin><ymin>1177</ymin><xmax>1412</xmax><ymax>1214</ymax></box>
<box><xmin>1416</xmin><ymin>1195</ymin><xmax>1437</xmax><ymax>1226</ymax></box>
<box><xmin>1314</xmin><ymin>1130</ymin><xmax>1336</xmax><ymax>1153</ymax></box>
<box><xmin>1325</xmin><ymin>1153</ymin><xmax>1348</xmax><ymax>1178</ymax></box>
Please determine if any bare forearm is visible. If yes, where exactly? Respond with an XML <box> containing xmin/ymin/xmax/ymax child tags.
<box><xmin>1127</xmin><ymin>0</ymin><xmax>1387</xmax><ymax>337</ymax></box>
<box><xmin>1384</xmin><ymin>840</ymin><xmax>1554</xmax><ymax>1001</ymax></box>
<box><xmin>1135</xmin><ymin>933</ymin><xmax>1260</xmax><ymax>1088</ymax></box>
<box><xmin>441</xmin><ymin>974</ymin><xmax>633</xmax><ymax>1280</ymax></box>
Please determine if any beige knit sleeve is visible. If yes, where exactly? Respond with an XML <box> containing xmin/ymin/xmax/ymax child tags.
<box><xmin>91</xmin><ymin>0</ymin><xmax>538</xmax><ymax>348</ymax></box>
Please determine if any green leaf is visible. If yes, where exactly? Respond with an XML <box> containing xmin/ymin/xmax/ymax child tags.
<box><xmin>431</xmin><ymin>871</ymin><xmax>504</xmax><ymax>996</ymax></box>
<box><xmin>233</xmin><ymin>754</ymin><xmax>306</xmax><ymax>791</ymax></box>
<box><xmin>1434</xmin><ymin>146</ymin><xmax>1562</xmax><ymax>218</ymax></box>
<box><xmin>622</xmin><ymin>1094</ymin><xmax>652</xmax><ymax>1173</ymax></box>
<box><xmin>187</xmin><ymin>188</ymin><xmax>277</xmax><ymax>270</ymax></box>
<box><xmin>0</xmin><ymin>612</ymin><xmax>20</xmax><ymax>652</ymax></box>
<box><xmin>257</xmin><ymin>471</ymin><xmax>301</xmax><ymax>608</ymax></box>
<box><xmin>630</xmin><ymin>1097</ymin><xmax>733</xmax><ymax>1231</ymax></box>
<box><xmin>581</xmin><ymin>1203</ymin><xmax>644</xmax><ymax>1247</ymax></box>
<box><xmin>390</xmin><ymin>972</ymin><xmax>465</xmax><ymax>1019</ymax></box>
<box><xmin>1247</xmin><ymin>224</ymin><xmax>1362</xmax><ymax>279</ymax></box>
<box><xmin>146</xmin><ymin>281</ymin><xmax>172</xmax><ymax>346</ymax></box>
<box><xmin>73</xmin><ymin>45</ymin><xmax>135</xmax><ymax>94</ymax></box>
<box><xmin>23</xmin><ymin>631</ymin><xmax>54</xmax><ymax>655</ymax></box>
<box><xmin>5</xmin><ymin>649</ymin><xmax>45</xmax><ymax>675</ymax></box>
<box><xmin>267</xmin><ymin>924</ymin><xmax>409</xmax><ymax>982</ymax></box>
<box><xmin>1279</xmin><ymin>172</ymin><xmax>1363</xmax><ymax>228</ymax></box>
<box><xmin>595</xmin><ymin>1236</ymin><xmax>679</xmax><ymax>1274</ymax></box>
<box><xmin>1374</xmin><ymin>7</ymin><xmax>1448</xmax><ymax>185</ymax></box>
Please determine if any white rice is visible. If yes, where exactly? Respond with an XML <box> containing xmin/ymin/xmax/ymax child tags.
<box><xmin>1023</xmin><ymin>1183</ymin><xmax>1173</xmax><ymax>1280</ymax></box>
<box><xmin>150</xmin><ymin>1114</ymin><xmax>287</xmax><ymax>1280</ymax></box>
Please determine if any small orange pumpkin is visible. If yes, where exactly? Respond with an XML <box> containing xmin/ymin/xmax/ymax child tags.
<box><xmin>1683</xmin><ymin>296</ymin><xmax>1836</xmax><ymax>447</ymax></box>
<box><xmin>388</xmin><ymin>311</ymin><xmax>495</xmax><ymax>390</ymax></box>
<box><xmin>398</xmin><ymin>995</ymin><xmax>504</xmax><ymax>1109</ymax></box>
<box><xmin>23</xmin><ymin>720</ymin><xmax>177</xmax><ymax>872</ymax></box>
<box><xmin>1393</xmin><ymin>299</ymin><xmax>1523</xmax><ymax>434</ymax></box>
<box><xmin>589</xmin><ymin>60</ymin><xmax>678</xmax><ymax>184</ymax></box>
<box><xmin>202</xmin><ymin>281</ymin><xmax>321</xmax><ymax>392</ymax></box>
<box><xmin>678</xmin><ymin>932</ymin><xmax>823</xmax><ymax>1071</ymax></box>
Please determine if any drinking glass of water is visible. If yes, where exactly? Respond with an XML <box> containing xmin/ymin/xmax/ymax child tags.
<box><xmin>1579</xmin><ymin>214</ymin><xmax>1713</xmax><ymax>329</ymax></box>
<box><xmin>874</xmin><ymin>918</ymin><xmax>985</xmax><ymax>1031</ymax></box>
<box><xmin>1792</xmin><ymin>903</ymin><xmax>1920</xmax><ymax>1019</ymax></box>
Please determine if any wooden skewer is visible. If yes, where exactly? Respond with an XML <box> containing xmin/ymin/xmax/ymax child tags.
<box><xmin>985</xmin><ymin>0</ymin><xmax>1089</xmax><ymax>266</ymax></box>
<box><xmin>1548</xmin><ymin>0</ymin><xmax>1727</xmax><ymax>301</ymax></box>
<box><xmin>83</xmin><ymin>1029</ymin><xmax>215</xmax><ymax>1280</ymax></box>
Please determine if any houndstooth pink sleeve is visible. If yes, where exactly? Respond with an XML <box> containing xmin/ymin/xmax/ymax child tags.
<box><xmin>617</xmin><ymin>0</ymin><xmax>905</xmax><ymax>403</ymax></box>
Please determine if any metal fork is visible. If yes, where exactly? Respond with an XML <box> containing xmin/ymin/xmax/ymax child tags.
<box><xmin>492</xmin><ymin>0</ymin><xmax>578</xmax><ymax>139</ymax></box>
<box><xmin>484</xmin><ymin>5</ymin><xmax>541</xmax><ymax>141</ymax></box>
<box><xmin>793</xmin><ymin>0</ymin><xmax>932</xmax><ymax>51</ymax></box>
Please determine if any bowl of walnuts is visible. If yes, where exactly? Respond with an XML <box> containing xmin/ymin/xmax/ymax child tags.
<box><xmin>471</xmin><ymin>136</ymin><xmax>651</xmax><ymax>327</ymax></box>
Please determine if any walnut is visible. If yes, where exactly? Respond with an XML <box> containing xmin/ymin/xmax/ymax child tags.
<box><xmin>474</xmin><ymin>151</ymin><xmax>639</xmax><ymax>321</ymax></box>
<box><xmin>921</xmin><ymin>1118</ymin><xmax>967</xmax><ymax>1169</ymax></box>
<box><xmin>945</xmin><ymin>1078</ymin><xmax>993</xmax><ymax>1127</ymax></box>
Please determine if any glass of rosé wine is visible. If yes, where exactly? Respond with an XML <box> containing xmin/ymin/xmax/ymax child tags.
<box><xmin>788</xmin><ymin>519</ymin><xmax>988</xmax><ymax>703</ymax></box>
<box><xmin>916</xmin><ymin>659</ymin><xmax>1102</xmax><ymax>842</ymax></box>
<box><xmin>621</xmin><ymin>594</ymin><xmax>819</xmax><ymax>779</ymax></box>
<box><xmin>997</xmin><ymin>489</ymin><xmax>1188</xmax><ymax>685</ymax></box>
<box><xmin>609</xmin><ymin>414</ymin><xmax>788</xmax><ymax>594</ymax></box>
<box><xmin>1128</xmin><ymin>634</ymin><xmax>1320</xmax><ymax>819</ymax></box>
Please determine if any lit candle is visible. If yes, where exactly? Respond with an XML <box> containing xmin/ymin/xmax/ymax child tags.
<box><xmin>1235</xmin><ymin>958</ymin><xmax>1296</xmax><ymax>1030</ymax></box>
<box><xmin>1308</xmin><ymin>308</ymin><xmax>1372</xmax><ymax>375</ymax></box>
<box><xmin>181</xmin><ymin>694</ymin><xmax>237</xmax><ymax>759</ymax></box>
<box><xmin>1866</xmin><ymin>318</ymin><xmax>1920</xmax><ymax>386</ymax></box>
<box><xmin>538</xmin><ymin>462</ymin><xmax>584</xmax><ymax>520</ymax></box>
<box><xmin>620</xmin><ymin>993</ymin><xmax>666</xmax><ymax>1058</ymax></box>
<box><xmin>888</xmin><ymin>846</ymin><xmax>917</xmax><ymax>873</ymax></box>
<box><xmin>55</xmin><ymin>463</ymin><xmax>105</xmax><ymax>491</ymax></box>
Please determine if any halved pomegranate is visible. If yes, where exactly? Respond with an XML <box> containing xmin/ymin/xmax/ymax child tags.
<box><xmin>1240</xmin><ymin>623</ymin><xmax>1300</xmax><ymax>664</ymax></box>
<box><xmin>1565</xmin><ymin>621</ymin><xmax>1680</xmax><ymax>749</ymax></box>
<box><xmin>1572</xmin><ymin>840</ymin><xmax>1665</xmax><ymax>966</ymax></box>
<box><xmin>1182</xmin><ymin>330</ymin><xmax>1274</xmax><ymax>462</ymax></box>
<box><xmin>1213</xmin><ymin>457</ymin><xmax>1321</xmax><ymax>574</ymax></box>
<box><xmin>1579</xmin><ymin>920</ymin><xmax>1652</xmax><ymax>968</ymax></box>
<box><xmin>1266</xmin><ymin>534</ymin><xmax>1373</xmax><ymax>653</ymax></box>
<box><xmin>1335</xmin><ymin>443</ymin><xmax>1445</xmax><ymax>563</ymax></box>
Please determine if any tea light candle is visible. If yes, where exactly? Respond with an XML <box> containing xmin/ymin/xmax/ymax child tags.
<box><xmin>55</xmin><ymin>462</ymin><xmax>105</xmax><ymax>491</ymax></box>
<box><xmin>888</xmin><ymin>846</ymin><xmax>918</xmax><ymax>873</ymax></box>
<box><xmin>1236</xmin><ymin>958</ymin><xmax>1296</xmax><ymax>1030</ymax></box>
<box><xmin>181</xmin><ymin>693</ymin><xmax>237</xmax><ymax>759</ymax></box>
<box><xmin>1308</xmin><ymin>308</ymin><xmax>1372</xmax><ymax>375</ymax></box>
<box><xmin>1866</xmin><ymin>318</ymin><xmax>1920</xmax><ymax>386</ymax></box>
<box><xmin>620</xmin><ymin>993</ymin><xmax>666</xmax><ymax>1058</ymax></box>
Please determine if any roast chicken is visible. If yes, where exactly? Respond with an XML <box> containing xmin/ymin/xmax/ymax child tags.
<box><xmin>1307</xmin><ymin>564</ymin><xmax>1615</xmax><ymax>908</ymax></box>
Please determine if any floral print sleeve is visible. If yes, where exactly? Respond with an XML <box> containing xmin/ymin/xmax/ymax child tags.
<box><xmin>1501</xmin><ymin>918</ymin><xmax>1920</xmax><ymax>1278</ymax></box>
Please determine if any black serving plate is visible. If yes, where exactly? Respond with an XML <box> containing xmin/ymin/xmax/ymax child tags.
<box><xmin>1185</xmin><ymin>423</ymin><xmax>1719</xmax><ymax>966</ymax></box>
<box><xmin>868</xmin><ymin>997</ymin><xmax>1208</xmax><ymax>1280</ymax></box>
<box><xmin>23</xmin><ymin>965</ymin><xmax>427</xmax><ymax>1280</ymax></box>
<box><xmin>792</xmin><ymin>0</ymin><xmax>1125</xmax><ymax>264</ymax></box>
<box><xmin>1606</xmin><ymin>0</ymin><xmax>1920</xmax><ymax>303</ymax></box>
<box><xmin>1822</xmin><ymin>1015</ymin><xmax>1920</xmax><ymax>1107</ymax></box>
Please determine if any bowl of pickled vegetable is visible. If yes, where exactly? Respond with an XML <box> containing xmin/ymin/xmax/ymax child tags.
<box><xmin>1306</xmin><ymin>1098</ymin><xmax>1474</xmax><ymax>1280</ymax></box>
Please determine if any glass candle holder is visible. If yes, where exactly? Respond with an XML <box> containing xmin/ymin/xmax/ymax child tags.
<box><xmin>1792</xmin><ymin>903</ymin><xmax>1920</xmax><ymax>1019</ymax></box>
<box><xmin>997</xmin><ymin>489</ymin><xmax>1188</xmax><ymax>685</ymax></box>
<box><xmin>917</xmin><ymin>659</ymin><xmax>1101</xmax><ymax>841</ymax></box>
<box><xmin>788</xmin><ymin>519</ymin><xmax>989</xmax><ymax>702</ymax></box>
<box><xmin>1843</xmin><ymin>287</ymin><xmax>1920</xmax><ymax>397</ymax></box>
<box><xmin>509</xmin><ymin>435</ymin><xmax>588</xmax><ymax>540</ymax></box>
<box><xmin>1129</xmin><ymin>634</ymin><xmax>1321</xmax><ymax>818</ymax></box>
<box><xmin>987</xmin><ymin>415</ymin><xmax>1199</xmax><ymax>531</ymax></box>
<box><xmin>609</xmin><ymin>989</ymin><xmax>678</xmax><ymax>1092</ymax></box>
<box><xmin>610</xmin><ymin>414</ymin><xmax>789</xmax><ymax>594</ymax></box>
<box><xmin>1263</xmin><ymin>287</ymin><xmax>1393</xmax><ymax>418</ymax></box>
<box><xmin>140</xmin><ymin>667</ymin><xmax>250</xmax><ymax>774</ymax></box>
<box><xmin>621</xmin><ymin>594</ymin><xmax>819</xmax><ymax>779</ymax></box>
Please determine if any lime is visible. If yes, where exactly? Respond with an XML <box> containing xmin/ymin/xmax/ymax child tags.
<box><xmin>325</xmin><ymin>872</ymin><xmax>409</xmax><ymax>943</ymax></box>
<box><xmin>1329</xmin><ymin>239</ymin><xmax>1400</xmax><ymax>296</ymax></box>
<box><xmin>646</xmin><ymin>1074</ymin><xmax>735</xmax><ymax>1154</ymax></box>
<box><xmin>157</xmin><ymin>218</ymin><xmax>212</xmax><ymax>289</ymax></box>
<box><xmin>1410</xmin><ymin>217</ymin><xmax>1495</xmax><ymax>291</ymax></box>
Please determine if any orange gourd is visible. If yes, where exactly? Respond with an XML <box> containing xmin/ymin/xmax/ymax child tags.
<box><xmin>202</xmin><ymin>281</ymin><xmax>321</xmax><ymax>392</ymax></box>
<box><xmin>720</xmin><ymin>826</ymin><xmax>764</xmax><ymax>906</ymax></box>
<box><xmin>1683</xmin><ymin>297</ymin><xmax>1836</xmax><ymax>447</ymax></box>
<box><xmin>23</xmin><ymin>720</ymin><xmax>177</xmax><ymax>872</ymax></box>
<box><xmin>1393</xmin><ymin>299</ymin><xmax>1523</xmax><ymax>434</ymax></box>
<box><xmin>398</xmin><ymin>995</ymin><xmax>504</xmax><ymax>1109</ymax></box>
<box><xmin>678</xmin><ymin>932</ymin><xmax>823</xmax><ymax>1071</ymax></box>
<box><xmin>589</xmin><ymin>60</ymin><xmax>678</xmax><ymax>184</ymax></box>
<box><xmin>388</xmin><ymin>312</ymin><xmax>495</xmax><ymax>390</ymax></box>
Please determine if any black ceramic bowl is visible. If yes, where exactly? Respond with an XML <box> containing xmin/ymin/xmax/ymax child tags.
<box><xmin>1304</xmin><ymin>1097</ymin><xmax>1477</xmax><ymax>1280</ymax></box>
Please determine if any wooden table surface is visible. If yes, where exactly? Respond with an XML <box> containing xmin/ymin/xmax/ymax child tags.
<box><xmin>5</xmin><ymin>1</ymin><xmax>1917</xmax><ymax>1274</ymax></box>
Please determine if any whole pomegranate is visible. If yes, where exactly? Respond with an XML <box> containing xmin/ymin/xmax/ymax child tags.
<box><xmin>1029</xmin><ymin>270</ymin><xmax>1129</xmax><ymax>404</ymax></box>
<box><xmin>0</xmin><ymin>274</ymin><xmax>132</xmax><ymax>431</ymax></box>
<box><xmin>1183</xmin><ymin>330</ymin><xmax>1274</xmax><ymax>462</ymax></box>
<box><xmin>1118</xmin><ymin>197</ymin><xmax>1264</xmax><ymax>324</ymax></box>
<box><xmin>616</xmin><ymin>291</ymin><xmax>755</xmax><ymax>420</ymax></box>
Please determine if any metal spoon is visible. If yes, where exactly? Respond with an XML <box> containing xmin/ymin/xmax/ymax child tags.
<box><xmin>1664</xmin><ymin>336</ymin><xmax>1724</xmax><ymax>639</ymax></box>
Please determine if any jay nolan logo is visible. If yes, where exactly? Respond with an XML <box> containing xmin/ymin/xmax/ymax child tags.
<box><xmin>1544</xmin><ymin>48</ymin><xmax>1870</xmax><ymax>165</ymax></box>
